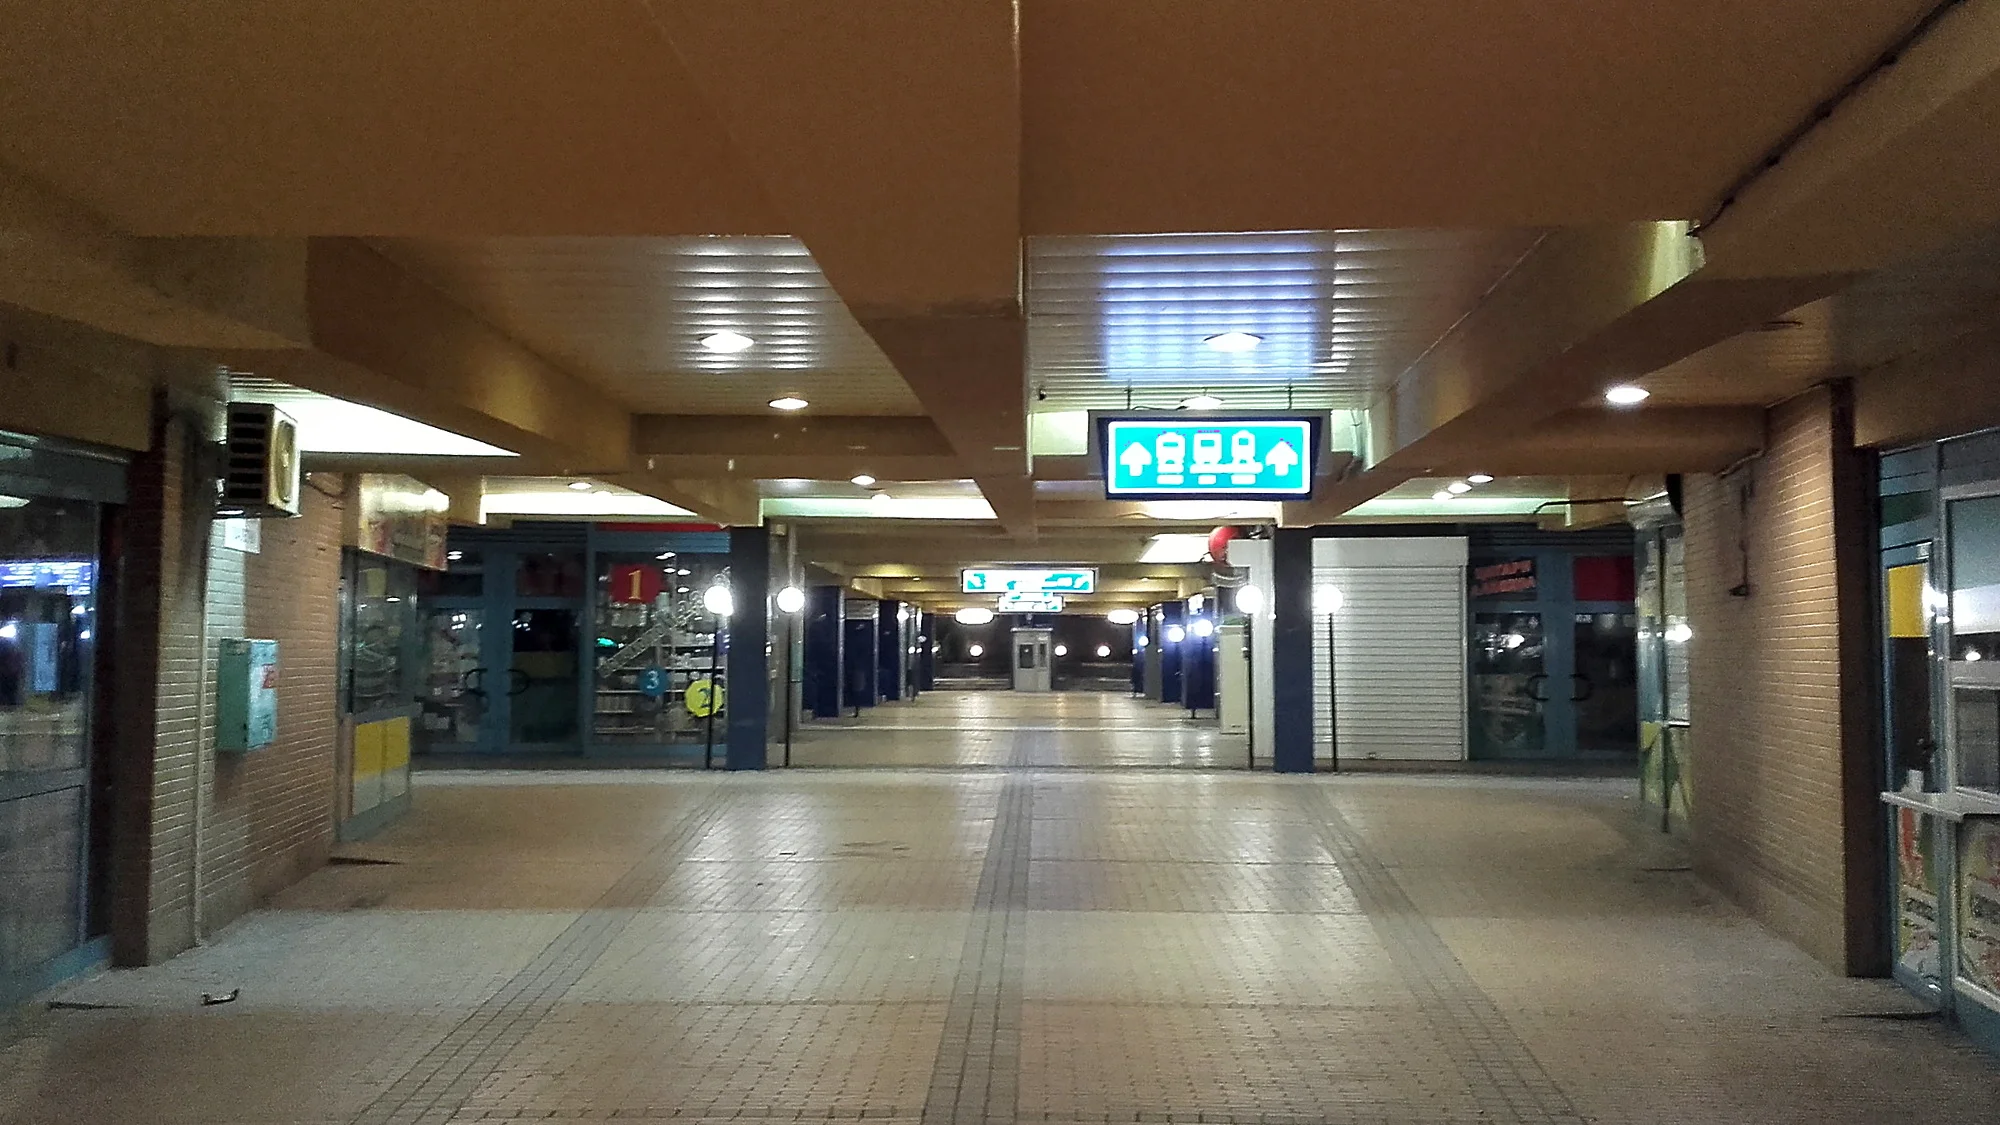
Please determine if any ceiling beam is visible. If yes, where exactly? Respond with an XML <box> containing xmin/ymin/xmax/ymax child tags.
<box><xmin>651</xmin><ymin>1</ymin><xmax>1030</xmax><ymax>531</ymax></box>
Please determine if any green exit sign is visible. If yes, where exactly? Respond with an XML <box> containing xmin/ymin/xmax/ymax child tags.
<box><xmin>1099</xmin><ymin>415</ymin><xmax>1320</xmax><ymax>499</ymax></box>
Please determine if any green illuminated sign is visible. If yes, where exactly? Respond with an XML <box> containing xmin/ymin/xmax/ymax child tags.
<box><xmin>962</xmin><ymin>567</ymin><xmax>1096</xmax><ymax>594</ymax></box>
<box><xmin>1100</xmin><ymin>416</ymin><xmax>1318</xmax><ymax>499</ymax></box>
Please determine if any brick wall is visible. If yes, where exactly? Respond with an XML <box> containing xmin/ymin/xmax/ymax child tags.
<box><xmin>111</xmin><ymin>396</ymin><xmax>345</xmax><ymax>964</ymax></box>
<box><xmin>1683</xmin><ymin>384</ymin><xmax>1884</xmax><ymax>974</ymax></box>
<box><xmin>198</xmin><ymin>477</ymin><xmax>344</xmax><ymax>928</ymax></box>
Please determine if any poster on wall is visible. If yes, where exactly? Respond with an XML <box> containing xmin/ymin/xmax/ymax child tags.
<box><xmin>1959</xmin><ymin>818</ymin><xmax>2000</xmax><ymax>1000</ymax></box>
<box><xmin>355</xmin><ymin>474</ymin><xmax>451</xmax><ymax>571</ymax></box>
<box><xmin>1896</xmin><ymin>808</ymin><xmax>1942</xmax><ymax>988</ymax></box>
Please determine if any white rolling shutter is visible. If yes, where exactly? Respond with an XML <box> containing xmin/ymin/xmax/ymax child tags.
<box><xmin>1311</xmin><ymin>539</ymin><xmax>1467</xmax><ymax>762</ymax></box>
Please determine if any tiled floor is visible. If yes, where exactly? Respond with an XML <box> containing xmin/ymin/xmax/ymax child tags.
<box><xmin>5</xmin><ymin>692</ymin><xmax>1998</xmax><ymax>1124</ymax></box>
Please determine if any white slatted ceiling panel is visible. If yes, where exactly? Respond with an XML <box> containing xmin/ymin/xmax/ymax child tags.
<box><xmin>1311</xmin><ymin>565</ymin><xmax>1467</xmax><ymax>761</ymax></box>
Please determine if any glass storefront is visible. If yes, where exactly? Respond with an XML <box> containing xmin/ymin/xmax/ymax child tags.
<box><xmin>0</xmin><ymin>430</ymin><xmax>121</xmax><ymax>1005</ymax></box>
<box><xmin>1878</xmin><ymin>433</ymin><xmax>2000</xmax><ymax>1052</ymax></box>
<box><xmin>415</xmin><ymin>524</ymin><xmax>733</xmax><ymax>762</ymax></box>
<box><xmin>1466</xmin><ymin>530</ymin><xmax>1639</xmax><ymax>760</ymax></box>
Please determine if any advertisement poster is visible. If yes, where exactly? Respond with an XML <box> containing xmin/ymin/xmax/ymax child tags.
<box><xmin>1896</xmin><ymin>808</ymin><xmax>1941</xmax><ymax>988</ymax></box>
<box><xmin>1958</xmin><ymin>818</ymin><xmax>2000</xmax><ymax>999</ymax></box>
<box><xmin>355</xmin><ymin>474</ymin><xmax>451</xmax><ymax>571</ymax></box>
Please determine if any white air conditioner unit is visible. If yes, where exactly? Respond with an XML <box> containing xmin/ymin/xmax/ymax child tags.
<box><xmin>219</xmin><ymin>403</ymin><xmax>301</xmax><ymax>518</ymax></box>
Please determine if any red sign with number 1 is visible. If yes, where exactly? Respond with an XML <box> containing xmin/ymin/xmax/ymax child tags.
<box><xmin>608</xmin><ymin>564</ymin><xmax>665</xmax><ymax>604</ymax></box>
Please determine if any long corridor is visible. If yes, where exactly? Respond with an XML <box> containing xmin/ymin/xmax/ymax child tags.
<box><xmin>4</xmin><ymin>695</ymin><xmax>1996</xmax><ymax>1124</ymax></box>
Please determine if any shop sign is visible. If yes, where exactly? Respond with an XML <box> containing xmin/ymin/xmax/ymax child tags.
<box><xmin>997</xmin><ymin>592</ymin><xmax>1064</xmax><ymax>614</ymax></box>
<box><xmin>608</xmin><ymin>563</ymin><xmax>666</xmax><ymax>605</ymax></box>
<box><xmin>354</xmin><ymin>474</ymin><xmax>451</xmax><ymax>571</ymax></box>
<box><xmin>1470</xmin><ymin>558</ymin><xmax>1537</xmax><ymax>598</ymax></box>
<box><xmin>1099</xmin><ymin>415</ymin><xmax>1318</xmax><ymax>499</ymax></box>
<box><xmin>1959</xmin><ymin>819</ymin><xmax>2000</xmax><ymax>997</ymax></box>
<box><xmin>962</xmin><ymin>567</ymin><xmax>1096</xmax><ymax>594</ymax></box>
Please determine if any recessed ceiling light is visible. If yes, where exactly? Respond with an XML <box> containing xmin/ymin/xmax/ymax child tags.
<box><xmin>701</xmin><ymin>330</ymin><xmax>755</xmax><ymax>353</ymax></box>
<box><xmin>568</xmin><ymin>481</ymin><xmax>592</xmax><ymax>491</ymax></box>
<box><xmin>870</xmin><ymin>491</ymin><xmax>894</xmax><ymax>505</ymax></box>
<box><xmin>1432</xmin><ymin>490</ymin><xmax>1456</xmax><ymax>502</ymax></box>
<box><xmin>1446</xmin><ymin>481</ymin><xmax>1472</xmax><ymax>494</ymax></box>
<box><xmin>1467</xmin><ymin>473</ymin><xmax>1494</xmax><ymax>484</ymax></box>
<box><xmin>1605</xmin><ymin>384</ymin><xmax>1650</xmax><ymax>406</ymax></box>
<box><xmin>1180</xmin><ymin>394</ymin><xmax>1225</xmax><ymax>410</ymax></box>
<box><xmin>1204</xmin><ymin>332</ymin><xmax>1262</xmax><ymax>354</ymax></box>
<box><xmin>768</xmin><ymin>396</ymin><xmax>809</xmax><ymax>411</ymax></box>
<box><xmin>850</xmin><ymin>474</ymin><xmax>876</xmax><ymax>487</ymax></box>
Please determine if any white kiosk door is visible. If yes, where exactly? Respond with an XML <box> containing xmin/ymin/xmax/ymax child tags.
<box><xmin>1012</xmin><ymin>628</ymin><xmax>1053</xmax><ymax>692</ymax></box>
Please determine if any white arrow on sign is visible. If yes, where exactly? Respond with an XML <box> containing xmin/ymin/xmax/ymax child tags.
<box><xmin>1265</xmin><ymin>441</ymin><xmax>1300</xmax><ymax>475</ymax></box>
<box><xmin>1119</xmin><ymin>443</ymin><xmax>1153</xmax><ymax>473</ymax></box>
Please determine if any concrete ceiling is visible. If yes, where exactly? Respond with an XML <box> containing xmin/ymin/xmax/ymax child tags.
<box><xmin>6</xmin><ymin>0</ymin><xmax>2000</xmax><ymax>594</ymax></box>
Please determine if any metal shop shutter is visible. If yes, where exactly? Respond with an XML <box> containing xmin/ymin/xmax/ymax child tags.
<box><xmin>1311</xmin><ymin>565</ymin><xmax>1467</xmax><ymax>762</ymax></box>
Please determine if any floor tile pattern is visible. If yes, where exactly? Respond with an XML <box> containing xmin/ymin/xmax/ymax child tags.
<box><xmin>3</xmin><ymin>692</ymin><xmax>1996</xmax><ymax>1125</ymax></box>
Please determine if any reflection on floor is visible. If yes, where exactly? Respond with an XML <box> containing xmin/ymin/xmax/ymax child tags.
<box><xmin>789</xmin><ymin>689</ymin><xmax>1245</xmax><ymax>769</ymax></box>
<box><xmin>4</xmin><ymin>693</ymin><xmax>1996</xmax><ymax>1125</ymax></box>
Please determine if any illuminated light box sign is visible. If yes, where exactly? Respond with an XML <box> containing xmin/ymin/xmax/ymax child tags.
<box><xmin>1098</xmin><ymin>415</ymin><xmax>1320</xmax><ymax>499</ymax></box>
<box><xmin>0</xmin><ymin>559</ymin><xmax>95</xmax><ymax>596</ymax></box>
<box><xmin>961</xmin><ymin>567</ymin><xmax>1097</xmax><ymax>595</ymax></box>
<box><xmin>997</xmin><ymin>592</ymin><xmax>1065</xmax><ymax>614</ymax></box>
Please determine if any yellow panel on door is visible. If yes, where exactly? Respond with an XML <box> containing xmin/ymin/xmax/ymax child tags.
<box><xmin>379</xmin><ymin>716</ymin><xmax>411</xmax><ymax>771</ymax></box>
<box><xmin>353</xmin><ymin>721</ymin><xmax>385</xmax><ymax>780</ymax></box>
<box><xmin>1887</xmin><ymin>564</ymin><xmax>1929</xmax><ymax>640</ymax></box>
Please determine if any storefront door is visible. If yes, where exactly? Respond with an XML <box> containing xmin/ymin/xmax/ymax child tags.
<box><xmin>0</xmin><ymin>431</ymin><xmax>121</xmax><ymax>1005</ymax></box>
<box><xmin>1468</xmin><ymin>550</ymin><xmax>1638</xmax><ymax>760</ymax></box>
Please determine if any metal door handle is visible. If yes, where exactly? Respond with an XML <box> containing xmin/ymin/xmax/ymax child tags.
<box><xmin>507</xmin><ymin>668</ymin><xmax>530</xmax><ymax>696</ymax></box>
<box><xmin>1570</xmin><ymin>674</ymin><xmax>1594</xmax><ymax>702</ymax></box>
<box><xmin>1526</xmin><ymin>673</ymin><xmax>1549</xmax><ymax>702</ymax></box>
<box><xmin>460</xmin><ymin>668</ymin><xmax>487</xmax><ymax>697</ymax></box>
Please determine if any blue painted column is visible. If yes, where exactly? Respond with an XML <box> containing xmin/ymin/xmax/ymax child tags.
<box><xmin>918</xmin><ymin>613</ymin><xmax>937</xmax><ymax>690</ymax></box>
<box><xmin>1130</xmin><ymin>621</ymin><xmax>1145</xmax><ymax>694</ymax></box>
<box><xmin>1184</xmin><ymin>620</ymin><xmax>1217</xmax><ymax>712</ymax></box>
<box><xmin>725</xmin><ymin>526</ymin><xmax>770</xmax><ymax>770</ymax></box>
<box><xmin>878</xmin><ymin>600</ymin><xmax>904</xmax><ymax>701</ymax></box>
<box><xmin>1271</xmin><ymin>527</ymin><xmax>1315</xmax><ymax>773</ymax></box>
<box><xmin>1159</xmin><ymin>602</ymin><xmax>1185</xmax><ymax>705</ymax></box>
<box><xmin>843</xmin><ymin>618</ymin><xmax>877</xmax><ymax>708</ymax></box>
<box><xmin>805</xmin><ymin>586</ymin><xmax>844</xmax><ymax>718</ymax></box>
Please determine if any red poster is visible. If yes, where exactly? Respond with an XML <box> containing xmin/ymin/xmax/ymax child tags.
<box><xmin>608</xmin><ymin>564</ymin><xmax>665</xmax><ymax>605</ymax></box>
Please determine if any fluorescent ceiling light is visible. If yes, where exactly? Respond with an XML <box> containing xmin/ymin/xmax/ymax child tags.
<box><xmin>1432</xmin><ymin>490</ymin><xmax>1455</xmax><ymax>501</ymax></box>
<box><xmin>760</xmin><ymin>495</ymin><xmax>996</xmax><ymax>520</ymax></box>
<box><xmin>480</xmin><ymin>489</ymin><xmax>694</xmax><ymax>519</ymax></box>
<box><xmin>229</xmin><ymin>391</ymin><xmax>516</xmax><ymax>458</ymax></box>
<box><xmin>1139</xmin><ymin>533</ymin><xmax>1212</xmax><ymax>564</ymax></box>
<box><xmin>0</xmin><ymin>496</ymin><xmax>28</xmax><ymax>509</ymax></box>
<box><xmin>1180</xmin><ymin>394</ymin><xmax>1224</xmax><ymax>410</ymax></box>
<box><xmin>568</xmin><ymin>481</ymin><xmax>593</xmax><ymax>491</ymax></box>
<box><xmin>1446</xmin><ymin>481</ymin><xmax>1472</xmax><ymax>494</ymax></box>
<box><xmin>956</xmin><ymin>607</ymin><xmax>995</xmax><ymax>625</ymax></box>
<box><xmin>1467</xmin><ymin>473</ymin><xmax>1494</xmax><ymax>484</ymax></box>
<box><xmin>768</xmin><ymin>396</ymin><xmax>809</xmax><ymax>411</ymax></box>
<box><xmin>1604</xmin><ymin>384</ymin><xmax>1650</xmax><ymax>406</ymax></box>
<box><xmin>700</xmin><ymin>330</ymin><xmax>755</xmax><ymax>353</ymax></box>
<box><xmin>1203</xmin><ymin>332</ymin><xmax>1262</xmax><ymax>353</ymax></box>
<box><xmin>1106</xmin><ymin>608</ymin><xmax>1140</xmax><ymax>625</ymax></box>
<box><xmin>849</xmin><ymin>474</ymin><xmax>876</xmax><ymax>487</ymax></box>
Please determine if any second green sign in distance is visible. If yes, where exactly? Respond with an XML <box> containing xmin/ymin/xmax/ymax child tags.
<box><xmin>1099</xmin><ymin>416</ymin><xmax>1319</xmax><ymax>499</ymax></box>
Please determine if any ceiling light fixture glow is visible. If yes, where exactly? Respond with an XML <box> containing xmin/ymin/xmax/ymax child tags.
<box><xmin>956</xmin><ymin>607</ymin><xmax>995</xmax><ymax>626</ymax></box>
<box><xmin>1446</xmin><ymin>481</ymin><xmax>1472</xmax><ymax>494</ymax></box>
<box><xmin>1467</xmin><ymin>473</ymin><xmax>1495</xmax><ymax>484</ymax></box>
<box><xmin>849</xmin><ymin>474</ymin><xmax>876</xmax><ymax>488</ymax></box>
<box><xmin>1204</xmin><ymin>331</ymin><xmax>1263</xmax><ymax>353</ymax></box>
<box><xmin>1180</xmin><ymin>394</ymin><xmax>1225</xmax><ymax>410</ymax></box>
<box><xmin>1432</xmin><ymin>490</ymin><xmax>1456</xmax><ymax>501</ymax></box>
<box><xmin>1605</xmin><ymin>384</ymin><xmax>1651</xmax><ymax>406</ymax></box>
<box><xmin>700</xmin><ymin>330</ymin><xmax>755</xmax><ymax>353</ymax></box>
<box><xmin>775</xmin><ymin>585</ymin><xmax>806</xmax><ymax>614</ymax></box>
<box><xmin>1106</xmin><ymin>608</ymin><xmax>1140</xmax><ymax>626</ymax></box>
<box><xmin>768</xmin><ymin>396</ymin><xmax>809</xmax><ymax>411</ymax></box>
<box><xmin>568</xmin><ymin>481</ymin><xmax>592</xmax><ymax>491</ymax></box>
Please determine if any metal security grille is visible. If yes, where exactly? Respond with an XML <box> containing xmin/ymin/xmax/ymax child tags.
<box><xmin>1311</xmin><ymin>564</ymin><xmax>1467</xmax><ymax>761</ymax></box>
